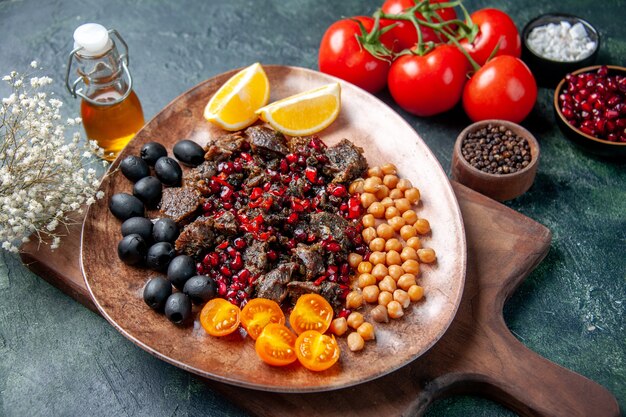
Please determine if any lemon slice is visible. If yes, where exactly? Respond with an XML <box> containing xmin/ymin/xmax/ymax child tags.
<box><xmin>256</xmin><ymin>83</ymin><xmax>341</xmax><ymax>136</ymax></box>
<box><xmin>204</xmin><ymin>63</ymin><xmax>270</xmax><ymax>131</ymax></box>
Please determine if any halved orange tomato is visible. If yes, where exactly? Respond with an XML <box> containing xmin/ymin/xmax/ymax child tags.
<box><xmin>289</xmin><ymin>293</ymin><xmax>333</xmax><ymax>335</ymax></box>
<box><xmin>240</xmin><ymin>298</ymin><xmax>285</xmax><ymax>340</ymax></box>
<box><xmin>255</xmin><ymin>323</ymin><xmax>298</xmax><ymax>366</ymax></box>
<box><xmin>295</xmin><ymin>330</ymin><xmax>340</xmax><ymax>371</ymax></box>
<box><xmin>200</xmin><ymin>298</ymin><xmax>241</xmax><ymax>337</ymax></box>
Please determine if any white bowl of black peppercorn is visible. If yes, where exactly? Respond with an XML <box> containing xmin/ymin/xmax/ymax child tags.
<box><xmin>451</xmin><ymin>120</ymin><xmax>540</xmax><ymax>201</ymax></box>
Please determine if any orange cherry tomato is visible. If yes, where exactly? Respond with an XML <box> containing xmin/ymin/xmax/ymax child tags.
<box><xmin>289</xmin><ymin>293</ymin><xmax>333</xmax><ymax>335</ymax></box>
<box><xmin>255</xmin><ymin>323</ymin><xmax>298</xmax><ymax>366</ymax></box>
<box><xmin>240</xmin><ymin>298</ymin><xmax>286</xmax><ymax>340</ymax></box>
<box><xmin>200</xmin><ymin>298</ymin><xmax>241</xmax><ymax>337</ymax></box>
<box><xmin>295</xmin><ymin>330</ymin><xmax>340</xmax><ymax>372</ymax></box>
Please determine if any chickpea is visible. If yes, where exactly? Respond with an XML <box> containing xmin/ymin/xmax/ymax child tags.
<box><xmin>386</xmin><ymin>250</ymin><xmax>402</xmax><ymax>266</ymax></box>
<box><xmin>385</xmin><ymin>206</ymin><xmax>400</xmax><ymax>219</ymax></box>
<box><xmin>375</xmin><ymin>185</ymin><xmax>389</xmax><ymax>200</ymax></box>
<box><xmin>360</xmin><ymin>192</ymin><xmax>377</xmax><ymax>209</ymax></box>
<box><xmin>400</xmin><ymin>225</ymin><xmax>418</xmax><ymax>241</ymax></box>
<box><xmin>381</xmin><ymin>163</ymin><xmax>397</xmax><ymax>175</ymax></box>
<box><xmin>362</xmin><ymin>285</ymin><xmax>380</xmax><ymax>303</ymax></box>
<box><xmin>349</xmin><ymin>179</ymin><xmax>364</xmax><ymax>194</ymax></box>
<box><xmin>368</xmin><ymin>202</ymin><xmax>385</xmax><ymax>218</ymax></box>
<box><xmin>357</xmin><ymin>322</ymin><xmax>376</xmax><ymax>341</ymax></box>
<box><xmin>370</xmin><ymin>304</ymin><xmax>389</xmax><ymax>323</ymax></box>
<box><xmin>402</xmin><ymin>259</ymin><xmax>420</xmax><ymax>275</ymax></box>
<box><xmin>367</xmin><ymin>166</ymin><xmax>383</xmax><ymax>178</ymax></box>
<box><xmin>383</xmin><ymin>174</ymin><xmax>399</xmax><ymax>189</ymax></box>
<box><xmin>402</xmin><ymin>209</ymin><xmax>418</xmax><ymax>225</ymax></box>
<box><xmin>388</xmin><ymin>264</ymin><xmax>405</xmax><ymax>280</ymax></box>
<box><xmin>363</xmin><ymin>176</ymin><xmax>382</xmax><ymax>193</ymax></box>
<box><xmin>395</xmin><ymin>198</ymin><xmax>411</xmax><ymax>214</ymax></box>
<box><xmin>376</xmin><ymin>223</ymin><xmax>395</xmax><ymax>240</ymax></box>
<box><xmin>348</xmin><ymin>253</ymin><xmax>363</xmax><ymax>268</ymax></box>
<box><xmin>362</xmin><ymin>227</ymin><xmax>377</xmax><ymax>244</ymax></box>
<box><xmin>393</xmin><ymin>289</ymin><xmax>411</xmax><ymax>308</ymax></box>
<box><xmin>347</xmin><ymin>312</ymin><xmax>365</xmax><ymax>329</ymax></box>
<box><xmin>380</xmin><ymin>197</ymin><xmax>395</xmax><ymax>208</ymax></box>
<box><xmin>387</xmin><ymin>300</ymin><xmax>404</xmax><ymax>319</ymax></box>
<box><xmin>385</xmin><ymin>238</ymin><xmax>403</xmax><ymax>252</ymax></box>
<box><xmin>396</xmin><ymin>178</ymin><xmax>413</xmax><ymax>191</ymax></box>
<box><xmin>329</xmin><ymin>317</ymin><xmax>348</xmax><ymax>336</ymax></box>
<box><xmin>400</xmin><ymin>246</ymin><xmax>418</xmax><ymax>262</ymax></box>
<box><xmin>389</xmin><ymin>188</ymin><xmax>404</xmax><ymax>199</ymax></box>
<box><xmin>397</xmin><ymin>274</ymin><xmax>417</xmax><ymax>291</ymax></box>
<box><xmin>357</xmin><ymin>273</ymin><xmax>376</xmax><ymax>288</ymax></box>
<box><xmin>371</xmin><ymin>263</ymin><xmax>389</xmax><ymax>281</ymax></box>
<box><xmin>369</xmin><ymin>251</ymin><xmax>386</xmax><ymax>265</ymax></box>
<box><xmin>405</xmin><ymin>187</ymin><xmax>420</xmax><ymax>204</ymax></box>
<box><xmin>361</xmin><ymin>213</ymin><xmax>376</xmax><ymax>228</ymax></box>
<box><xmin>357</xmin><ymin>261</ymin><xmax>373</xmax><ymax>274</ymax></box>
<box><xmin>406</xmin><ymin>236</ymin><xmax>422</xmax><ymax>250</ymax></box>
<box><xmin>415</xmin><ymin>218</ymin><xmax>431</xmax><ymax>235</ymax></box>
<box><xmin>418</xmin><ymin>248</ymin><xmax>437</xmax><ymax>263</ymax></box>
<box><xmin>378</xmin><ymin>290</ymin><xmax>393</xmax><ymax>306</ymax></box>
<box><xmin>346</xmin><ymin>290</ymin><xmax>363</xmax><ymax>309</ymax></box>
<box><xmin>408</xmin><ymin>285</ymin><xmax>424</xmax><ymax>302</ymax></box>
<box><xmin>369</xmin><ymin>237</ymin><xmax>386</xmax><ymax>252</ymax></box>
<box><xmin>388</xmin><ymin>216</ymin><xmax>406</xmax><ymax>232</ymax></box>
<box><xmin>378</xmin><ymin>275</ymin><xmax>397</xmax><ymax>292</ymax></box>
<box><xmin>347</xmin><ymin>332</ymin><xmax>365</xmax><ymax>352</ymax></box>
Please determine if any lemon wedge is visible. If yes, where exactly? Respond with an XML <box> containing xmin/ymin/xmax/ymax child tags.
<box><xmin>204</xmin><ymin>63</ymin><xmax>270</xmax><ymax>131</ymax></box>
<box><xmin>256</xmin><ymin>83</ymin><xmax>341</xmax><ymax>136</ymax></box>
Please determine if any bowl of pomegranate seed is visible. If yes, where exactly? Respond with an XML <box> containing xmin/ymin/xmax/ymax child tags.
<box><xmin>554</xmin><ymin>65</ymin><xmax>626</xmax><ymax>159</ymax></box>
<box><xmin>522</xmin><ymin>13</ymin><xmax>600</xmax><ymax>87</ymax></box>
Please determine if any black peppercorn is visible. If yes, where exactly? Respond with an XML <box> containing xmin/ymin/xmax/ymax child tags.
<box><xmin>461</xmin><ymin>124</ymin><xmax>532</xmax><ymax>175</ymax></box>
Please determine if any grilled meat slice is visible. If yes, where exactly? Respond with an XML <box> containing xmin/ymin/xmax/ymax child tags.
<box><xmin>323</xmin><ymin>138</ymin><xmax>367</xmax><ymax>183</ymax></box>
<box><xmin>243</xmin><ymin>239</ymin><xmax>269</xmax><ymax>277</ymax></box>
<box><xmin>293</xmin><ymin>243</ymin><xmax>325</xmax><ymax>280</ymax></box>
<box><xmin>310</xmin><ymin>212</ymin><xmax>351</xmax><ymax>249</ymax></box>
<box><xmin>255</xmin><ymin>262</ymin><xmax>298</xmax><ymax>303</ymax></box>
<box><xmin>174</xmin><ymin>216</ymin><xmax>219</xmax><ymax>257</ymax></box>
<box><xmin>159</xmin><ymin>187</ymin><xmax>202</xmax><ymax>226</ymax></box>
<box><xmin>246</xmin><ymin>125</ymin><xmax>289</xmax><ymax>158</ymax></box>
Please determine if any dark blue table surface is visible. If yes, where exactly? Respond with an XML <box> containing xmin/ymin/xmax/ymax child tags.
<box><xmin>0</xmin><ymin>0</ymin><xmax>624</xmax><ymax>416</ymax></box>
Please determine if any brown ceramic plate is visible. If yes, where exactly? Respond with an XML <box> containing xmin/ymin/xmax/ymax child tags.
<box><xmin>81</xmin><ymin>65</ymin><xmax>466</xmax><ymax>392</ymax></box>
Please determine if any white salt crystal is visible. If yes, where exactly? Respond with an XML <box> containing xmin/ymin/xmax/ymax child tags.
<box><xmin>527</xmin><ymin>19</ymin><xmax>597</xmax><ymax>62</ymax></box>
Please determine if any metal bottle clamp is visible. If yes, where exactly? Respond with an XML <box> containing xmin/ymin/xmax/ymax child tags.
<box><xmin>65</xmin><ymin>29</ymin><xmax>133</xmax><ymax>106</ymax></box>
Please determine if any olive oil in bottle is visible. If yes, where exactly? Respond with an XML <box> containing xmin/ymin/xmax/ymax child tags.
<box><xmin>66</xmin><ymin>23</ymin><xmax>144</xmax><ymax>161</ymax></box>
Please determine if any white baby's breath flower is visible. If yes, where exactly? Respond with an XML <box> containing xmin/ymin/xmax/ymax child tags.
<box><xmin>0</xmin><ymin>64</ymin><xmax>107</xmax><ymax>252</ymax></box>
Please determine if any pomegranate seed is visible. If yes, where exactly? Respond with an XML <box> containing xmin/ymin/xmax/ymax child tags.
<box><xmin>305</xmin><ymin>167</ymin><xmax>317</xmax><ymax>183</ymax></box>
<box><xmin>217</xmin><ymin>281</ymin><xmax>227</xmax><ymax>296</ymax></box>
<box><xmin>233</xmin><ymin>237</ymin><xmax>247</xmax><ymax>250</ymax></box>
<box><xmin>287</xmin><ymin>212</ymin><xmax>299</xmax><ymax>224</ymax></box>
<box><xmin>286</xmin><ymin>153</ymin><xmax>297</xmax><ymax>163</ymax></box>
<box><xmin>233</xmin><ymin>160</ymin><xmax>243</xmax><ymax>172</ymax></box>
<box><xmin>326</xmin><ymin>242</ymin><xmax>341</xmax><ymax>252</ymax></box>
<box><xmin>217</xmin><ymin>241</ymin><xmax>229</xmax><ymax>250</ymax></box>
<box><xmin>226</xmin><ymin>289</ymin><xmax>237</xmax><ymax>299</ymax></box>
<box><xmin>267</xmin><ymin>249</ymin><xmax>277</xmax><ymax>262</ymax></box>
<box><xmin>279</xmin><ymin>159</ymin><xmax>289</xmax><ymax>173</ymax></box>
<box><xmin>240</xmin><ymin>152</ymin><xmax>253</xmax><ymax>162</ymax></box>
<box><xmin>232</xmin><ymin>254</ymin><xmax>243</xmax><ymax>270</ymax></box>
<box><xmin>250</xmin><ymin>187</ymin><xmax>263</xmax><ymax>200</ymax></box>
<box><xmin>237</xmin><ymin>290</ymin><xmax>248</xmax><ymax>300</ymax></box>
<box><xmin>238</xmin><ymin>269</ymin><xmax>250</xmax><ymax>282</ymax></box>
<box><xmin>337</xmin><ymin>309</ymin><xmax>351</xmax><ymax>319</ymax></box>
<box><xmin>220</xmin><ymin>266</ymin><xmax>232</xmax><ymax>277</ymax></box>
<box><xmin>314</xmin><ymin>275</ymin><xmax>326</xmax><ymax>286</ymax></box>
<box><xmin>307</xmin><ymin>232</ymin><xmax>317</xmax><ymax>243</ymax></box>
<box><xmin>226</xmin><ymin>246</ymin><xmax>237</xmax><ymax>258</ymax></box>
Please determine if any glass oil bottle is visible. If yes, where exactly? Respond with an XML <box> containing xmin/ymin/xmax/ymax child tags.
<box><xmin>66</xmin><ymin>23</ymin><xmax>144</xmax><ymax>161</ymax></box>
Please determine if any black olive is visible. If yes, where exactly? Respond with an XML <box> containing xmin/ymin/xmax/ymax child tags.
<box><xmin>133</xmin><ymin>176</ymin><xmax>162</xmax><ymax>208</ymax></box>
<box><xmin>164</xmin><ymin>292</ymin><xmax>192</xmax><ymax>324</ymax></box>
<box><xmin>173</xmin><ymin>139</ymin><xmax>205</xmax><ymax>167</ymax></box>
<box><xmin>154</xmin><ymin>157</ymin><xmax>182</xmax><ymax>186</ymax></box>
<box><xmin>141</xmin><ymin>141</ymin><xmax>168</xmax><ymax>166</ymax></box>
<box><xmin>120</xmin><ymin>155</ymin><xmax>150</xmax><ymax>182</ymax></box>
<box><xmin>153</xmin><ymin>218</ymin><xmax>179</xmax><ymax>243</ymax></box>
<box><xmin>143</xmin><ymin>276</ymin><xmax>172</xmax><ymax>312</ymax></box>
<box><xmin>117</xmin><ymin>234</ymin><xmax>148</xmax><ymax>266</ymax></box>
<box><xmin>183</xmin><ymin>275</ymin><xmax>217</xmax><ymax>305</ymax></box>
<box><xmin>109</xmin><ymin>193</ymin><xmax>145</xmax><ymax>221</ymax></box>
<box><xmin>167</xmin><ymin>255</ymin><xmax>196</xmax><ymax>290</ymax></box>
<box><xmin>121</xmin><ymin>216</ymin><xmax>153</xmax><ymax>243</ymax></box>
<box><xmin>146</xmin><ymin>242</ymin><xmax>175</xmax><ymax>271</ymax></box>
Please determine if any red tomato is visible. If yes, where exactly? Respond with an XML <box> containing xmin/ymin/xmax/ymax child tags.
<box><xmin>460</xmin><ymin>8</ymin><xmax>521</xmax><ymax>66</ymax></box>
<box><xmin>388</xmin><ymin>44</ymin><xmax>469</xmax><ymax>117</ymax></box>
<box><xmin>318</xmin><ymin>16</ymin><xmax>392</xmax><ymax>93</ymax></box>
<box><xmin>381</xmin><ymin>0</ymin><xmax>457</xmax><ymax>51</ymax></box>
<box><xmin>462</xmin><ymin>55</ymin><xmax>537</xmax><ymax>123</ymax></box>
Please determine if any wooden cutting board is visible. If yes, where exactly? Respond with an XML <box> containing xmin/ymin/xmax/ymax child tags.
<box><xmin>20</xmin><ymin>182</ymin><xmax>620</xmax><ymax>417</ymax></box>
